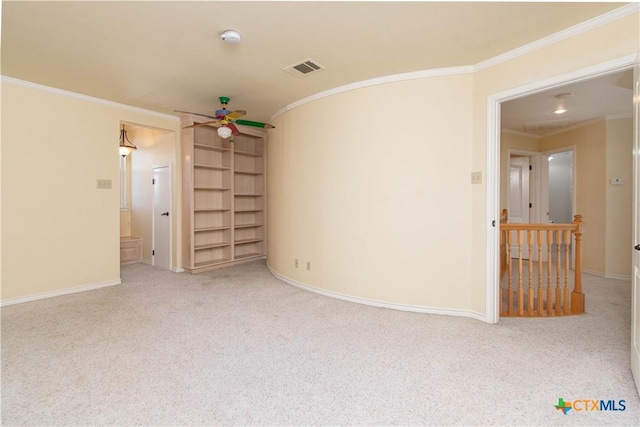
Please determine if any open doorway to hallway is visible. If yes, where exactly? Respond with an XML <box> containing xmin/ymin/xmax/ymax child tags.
<box><xmin>119</xmin><ymin>123</ymin><xmax>178</xmax><ymax>272</ymax></box>
<box><xmin>500</xmin><ymin>69</ymin><xmax>633</xmax><ymax>281</ymax></box>
<box><xmin>488</xmin><ymin>63</ymin><xmax>635</xmax><ymax>323</ymax></box>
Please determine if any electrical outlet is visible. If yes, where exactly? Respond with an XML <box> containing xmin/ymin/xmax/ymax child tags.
<box><xmin>306</xmin><ymin>261</ymin><xmax>311</xmax><ymax>271</ymax></box>
<box><xmin>295</xmin><ymin>259</ymin><xmax>299</xmax><ymax>268</ymax></box>
<box><xmin>471</xmin><ymin>171</ymin><xmax>482</xmax><ymax>185</ymax></box>
<box><xmin>96</xmin><ymin>179</ymin><xmax>112</xmax><ymax>189</ymax></box>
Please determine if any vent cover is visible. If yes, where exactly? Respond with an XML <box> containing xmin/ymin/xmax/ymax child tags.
<box><xmin>283</xmin><ymin>58</ymin><xmax>325</xmax><ymax>77</ymax></box>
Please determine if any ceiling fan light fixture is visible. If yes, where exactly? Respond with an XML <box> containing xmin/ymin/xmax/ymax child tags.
<box><xmin>119</xmin><ymin>125</ymin><xmax>137</xmax><ymax>157</ymax></box>
<box><xmin>220</xmin><ymin>30</ymin><xmax>241</xmax><ymax>44</ymax></box>
<box><xmin>217</xmin><ymin>125</ymin><xmax>233</xmax><ymax>139</ymax></box>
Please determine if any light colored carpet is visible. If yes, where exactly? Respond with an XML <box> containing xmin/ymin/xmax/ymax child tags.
<box><xmin>2</xmin><ymin>260</ymin><xmax>639</xmax><ymax>426</ymax></box>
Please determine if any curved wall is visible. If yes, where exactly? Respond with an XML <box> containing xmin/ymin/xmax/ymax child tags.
<box><xmin>267</xmin><ymin>8</ymin><xmax>639</xmax><ymax>319</ymax></box>
<box><xmin>267</xmin><ymin>75</ymin><xmax>476</xmax><ymax>315</ymax></box>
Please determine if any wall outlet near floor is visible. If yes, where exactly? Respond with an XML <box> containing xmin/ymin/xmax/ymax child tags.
<box><xmin>306</xmin><ymin>261</ymin><xmax>311</xmax><ymax>271</ymax></box>
<box><xmin>97</xmin><ymin>179</ymin><xmax>112</xmax><ymax>189</ymax></box>
<box><xmin>471</xmin><ymin>171</ymin><xmax>482</xmax><ymax>184</ymax></box>
<box><xmin>295</xmin><ymin>258</ymin><xmax>299</xmax><ymax>268</ymax></box>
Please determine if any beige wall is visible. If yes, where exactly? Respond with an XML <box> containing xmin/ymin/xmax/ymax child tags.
<box><xmin>1</xmin><ymin>79</ymin><xmax>180</xmax><ymax>302</ymax></box>
<box><xmin>269</xmin><ymin>75</ymin><xmax>475</xmax><ymax>312</ymax></box>
<box><xmin>605</xmin><ymin>118</ymin><xmax>633</xmax><ymax>277</ymax></box>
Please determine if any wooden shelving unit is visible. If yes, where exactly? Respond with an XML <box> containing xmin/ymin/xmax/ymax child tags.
<box><xmin>181</xmin><ymin>115</ymin><xmax>266</xmax><ymax>273</ymax></box>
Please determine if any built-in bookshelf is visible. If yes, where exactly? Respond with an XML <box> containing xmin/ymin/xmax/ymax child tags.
<box><xmin>181</xmin><ymin>115</ymin><xmax>266</xmax><ymax>273</ymax></box>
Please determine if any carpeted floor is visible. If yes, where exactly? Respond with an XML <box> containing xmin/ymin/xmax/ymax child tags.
<box><xmin>2</xmin><ymin>260</ymin><xmax>639</xmax><ymax>425</ymax></box>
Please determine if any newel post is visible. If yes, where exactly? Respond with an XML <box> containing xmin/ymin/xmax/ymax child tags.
<box><xmin>571</xmin><ymin>214</ymin><xmax>584</xmax><ymax>314</ymax></box>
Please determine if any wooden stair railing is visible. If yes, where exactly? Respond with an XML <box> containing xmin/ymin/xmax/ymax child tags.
<box><xmin>499</xmin><ymin>214</ymin><xmax>584</xmax><ymax>317</ymax></box>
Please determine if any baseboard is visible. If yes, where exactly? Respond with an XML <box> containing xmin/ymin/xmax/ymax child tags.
<box><xmin>266</xmin><ymin>263</ymin><xmax>486</xmax><ymax>322</ymax></box>
<box><xmin>1</xmin><ymin>279</ymin><xmax>122</xmax><ymax>307</ymax></box>
<box><xmin>129</xmin><ymin>259</ymin><xmax>184</xmax><ymax>273</ymax></box>
<box><xmin>582</xmin><ymin>269</ymin><xmax>631</xmax><ymax>281</ymax></box>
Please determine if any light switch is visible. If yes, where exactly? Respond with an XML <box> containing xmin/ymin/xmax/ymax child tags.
<box><xmin>97</xmin><ymin>179</ymin><xmax>112</xmax><ymax>189</ymax></box>
<box><xmin>471</xmin><ymin>171</ymin><xmax>482</xmax><ymax>184</ymax></box>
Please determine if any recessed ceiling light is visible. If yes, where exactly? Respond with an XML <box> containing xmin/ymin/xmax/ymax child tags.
<box><xmin>553</xmin><ymin>107</ymin><xmax>567</xmax><ymax>114</ymax></box>
<box><xmin>220</xmin><ymin>30</ymin><xmax>241</xmax><ymax>44</ymax></box>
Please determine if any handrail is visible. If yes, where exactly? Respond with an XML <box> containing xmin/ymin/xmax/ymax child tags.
<box><xmin>499</xmin><ymin>214</ymin><xmax>584</xmax><ymax>317</ymax></box>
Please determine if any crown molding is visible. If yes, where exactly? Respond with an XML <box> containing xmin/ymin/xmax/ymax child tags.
<box><xmin>1</xmin><ymin>75</ymin><xmax>179</xmax><ymax>122</ymax></box>
<box><xmin>605</xmin><ymin>112</ymin><xmax>633</xmax><ymax>121</ymax></box>
<box><xmin>501</xmin><ymin>128</ymin><xmax>542</xmax><ymax>139</ymax></box>
<box><xmin>474</xmin><ymin>2</ymin><xmax>640</xmax><ymax>72</ymax></box>
<box><xmin>501</xmin><ymin>111</ymin><xmax>633</xmax><ymax>139</ymax></box>
<box><xmin>270</xmin><ymin>66</ymin><xmax>474</xmax><ymax>122</ymax></box>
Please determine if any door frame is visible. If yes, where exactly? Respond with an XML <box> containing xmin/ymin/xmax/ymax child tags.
<box><xmin>631</xmin><ymin>64</ymin><xmax>640</xmax><ymax>396</ymax></box>
<box><xmin>485</xmin><ymin>54</ymin><xmax>638</xmax><ymax>324</ymax></box>
<box><xmin>152</xmin><ymin>163</ymin><xmax>172</xmax><ymax>269</ymax></box>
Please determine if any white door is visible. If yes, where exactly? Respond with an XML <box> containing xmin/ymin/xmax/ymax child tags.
<box><xmin>509</xmin><ymin>156</ymin><xmax>530</xmax><ymax>258</ymax></box>
<box><xmin>153</xmin><ymin>166</ymin><xmax>171</xmax><ymax>270</ymax></box>
<box><xmin>631</xmin><ymin>66</ymin><xmax>640</xmax><ymax>396</ymax></box>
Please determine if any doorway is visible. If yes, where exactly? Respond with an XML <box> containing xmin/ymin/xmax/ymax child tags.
<box><xmin>544</xmin><ymin>150</ymin><xmax>574</xmax><ymax>225</ymax></box>
<box><xmin>486</xmin><ymin>56</ymin><xmax>637</xmax><ymax>324</ymax></box>
<box><xmin>120</xmin><ymin>123</ymin><xmax>178</xmax><ymax>271</ymax></box>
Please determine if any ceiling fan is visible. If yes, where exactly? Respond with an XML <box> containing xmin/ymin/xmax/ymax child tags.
<box><xmin>176</xmin><ymin>96</ymin><xmax>274</xmax><ymax>138</ymax></box>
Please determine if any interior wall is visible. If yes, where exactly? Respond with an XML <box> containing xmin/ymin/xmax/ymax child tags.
<box><xmin>268</xmin><ymin>74</ymin><xmax>475</xmax><ymax>312</ymax></box>
<box><xmin>129</xmin><ymin>126</ymin><xmax>177</xmax><ymax>265</ymax></box>
<box><xmin>605</xmin><ymin>117</ymin><xmax>633</xmax><ymax>278</ymax></box>
<box><xmin>1</xmin><ymin>79</ymin><xmax>180</xmax><ymax>302</ymax></box>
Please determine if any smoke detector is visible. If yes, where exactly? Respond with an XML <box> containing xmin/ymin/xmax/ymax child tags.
<box><xmin>220</xmin><ymin>30</ymin><xmax>241</xmax><ymax>44</ymax></box>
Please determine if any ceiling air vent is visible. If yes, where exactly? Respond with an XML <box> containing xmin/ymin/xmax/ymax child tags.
<box><xmin>283</xmin><ymin>58</ymin><xmax>325</xmax><ymax>77</ymax></box>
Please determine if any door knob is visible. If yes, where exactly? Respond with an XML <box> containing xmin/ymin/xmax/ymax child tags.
<box><xmin>635</xmin><ymin>244</ymin><xmax>640</xmax><ymax>251</ymax></box>
<box><xmin>161</xmin><ymin>212</ymin><xmax>169</xmax><ymax>216</ymax></box>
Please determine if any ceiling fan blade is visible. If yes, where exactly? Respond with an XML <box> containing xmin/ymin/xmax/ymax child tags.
<box><xmin>175</xmin><ymin>110</ymin><xmax>219</xmax><ymax>120</ymax></box>
<box><xmin>226</xmin><ymin>110</ymin><xmax>247</xmax><ymax>120</ymax></box>
<box><xmin>235</xmin><ymin>119</ymin><xmax>275</xmax><ymax>129</ymax></box>
<box><xmin>183</xmin><ymin>120</ymin><xmax>221</xmax><ymax>129</ymax></box>
<box><xmin>227</xmin><ymin>123</ymin><xmax>240</xmax><ymax>135</ymax></box>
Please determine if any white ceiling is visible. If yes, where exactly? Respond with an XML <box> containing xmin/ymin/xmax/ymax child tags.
<box><xmin>501</xmin><ymin>69</ymin><xmax>634</xmax><ymax>136</ymax></box>
<box><xmin>1</xmin><ymin>1</ymin><xmax>631</xmax><ymax>128</ymax></box>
